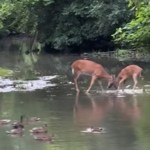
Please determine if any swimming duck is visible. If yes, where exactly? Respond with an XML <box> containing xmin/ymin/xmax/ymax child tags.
<box><xmin>81</xmin><ymin>126</ymin><xmax>104</xmax><ymax>133</ymax></box>
<box><xmin>30</xmin><ymin>124</ymin><xmax>48</xmax><ymax>133</ymax></box>
<box><xmin>33</xmin><ymin>133</ymin><xmax>53</xmax><ymax>142</ymax></box>
<box><xmin>12</xmin><ymin>115</ymin><xmax>24</xmax><ymax>129</ymax></box>
<box><xmin>0</xmin><ymin>119</ymin><xmax>11</xmax><ymax>125</ymax></box>
<box><xmin>91</xmin><ymin>127</ymin><xmax>103</xmax><ymax>133</ymax></box>
<box><xmin>6</xmin><ymin>127</ymin><xmax>24</xmax><ymax>134</ymax></box>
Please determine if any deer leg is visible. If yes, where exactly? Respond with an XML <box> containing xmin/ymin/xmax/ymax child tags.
<box><xmin>132</xmin><ymin>74</ymin><xmax>138</xmax><ymax>89</ymax></box>
<box><xmin>73</xmin><ymin>72</ymin><xmax>81</xmax><ymax>92</ymax></box>
<box><xmin>98</xmin><ymin>80</ymin><xmax>104</xmax><ymax>92</ymax></box>
<box><xmin>86</xmin><ymin>75</ymin><xmax>97</xmax><ymax>93</ymax></box>
<box><xmin>118</xmin><ymin>77</ymin><xmax>127</xmax><ymax>91</ymax></box>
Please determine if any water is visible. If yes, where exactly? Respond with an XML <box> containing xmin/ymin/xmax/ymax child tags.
<box><xmin>0</xmin><ymin>48</ymin><xmax>150</xmax><ymax>150</ymax></box>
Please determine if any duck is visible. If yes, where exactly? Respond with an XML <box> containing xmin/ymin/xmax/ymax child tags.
<box><xmin>12</xmin><ymin>115</ymin><xmax>24</xmax><ymax>129</ymax></box>
<box><xmin>0</xmin><ymin>119</ymin><xmax>11</xmax><ymax>125</ymax></box>
<box><xmin>6</xmin><ymin>127</ymin><xmax>24</xmax><ymax>134</ymax></box>
<box><xmin>81</xmin><ymin>126</ymin><xmax>104</xmax><ymax>133</ymax></box>
<box><xmin>91</xmin><ymin>127</ymin><xmax>103</xmax><ymax>133</ymax></box>
<box><xmin>30</xmin><ymin>124</ymin><xmax>48</xmax><ymax>133</ymax></box>
<box><xmin>33</xmin><ymin>133</ymin><xmax>53</xmax><ymax>143</ymax></box>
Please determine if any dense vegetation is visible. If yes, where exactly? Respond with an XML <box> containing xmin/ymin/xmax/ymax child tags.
<box><xmin>113</xmin><ymin>0</ymin><xmax>150</xmax><ymax>50</ymax></box>
<box><xmin>0</xmin><ymin>0</ymin><xmax>149</xmax><ymax>53</ymax></box>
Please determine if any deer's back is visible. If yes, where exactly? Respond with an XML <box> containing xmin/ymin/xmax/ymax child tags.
<box><xmin>71</xmin><ymin>59</ymin><xmax>105</xmax><ymax>75</ymax></box>
<box><xmin>118</xmin><ymin>65</ymin><xmax>143</xmax><ymax>78</ymax></box>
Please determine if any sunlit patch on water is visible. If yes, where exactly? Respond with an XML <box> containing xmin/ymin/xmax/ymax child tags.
<box><xmin>93</xmin><ymin>86</ymin><xmax>150</xmax><ymax>98</ymax></box>
<box><xmin>0</xmin><ymin>75</ymin><xmax>58</xmax><ymax>92</ymax></box>
<box><xmin>116</xmin><ymin>94</ymin><xmax>126</xmax><ymax>97</ymax></box>
<box><xmin>67</xmin><ymin>81</ymin><xmax>74</xmax><ymax>85</ymax></box>
<box><xmin>105</xmin><ymin>86</ymin><xmax>150</xmax><ymax>95</ymax></box>
<box><xmin>105</xmin><ymin>89</ymin><xmax>143</xmax><ymax>94</ymax></box>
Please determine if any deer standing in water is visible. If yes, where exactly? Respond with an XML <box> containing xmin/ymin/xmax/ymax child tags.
<box><xmin>71</xmin><ymin>59</ymin><xmax>116</xmax><ymax>93</ymax></box>
<box><xmin>111</xmin><ymin>65</ymin><xmax>143</xmax><ymax>90</ymax></box>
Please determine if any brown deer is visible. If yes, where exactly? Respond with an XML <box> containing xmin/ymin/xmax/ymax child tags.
<box><xmin>71</xmin><ymin>59</ymin><xmax>116</xmax><ymax>93</ymax></box>
<box><xmin>112</xmin><ymin>65</ymin><xmax>143</xmax><ymax>90</ymax></box>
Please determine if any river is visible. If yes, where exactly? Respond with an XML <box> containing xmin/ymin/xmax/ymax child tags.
<box><xmin>0</xmin><ymin>42</ymin><xmax>150</xmax><ymax>150</ymax></box>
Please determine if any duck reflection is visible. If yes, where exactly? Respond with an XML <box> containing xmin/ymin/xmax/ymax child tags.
<box><xmin>73</xmin><ymin>92</ymin><xmax>113</xmax><ymax>126</ymax></box>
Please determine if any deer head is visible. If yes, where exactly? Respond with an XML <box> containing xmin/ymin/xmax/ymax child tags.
<box><xmin>107</xmin><ymin>75</ymin><xmax>118</xmax><ymax>89</ymax></box>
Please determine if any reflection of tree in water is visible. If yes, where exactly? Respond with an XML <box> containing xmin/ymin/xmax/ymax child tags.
<box><xmin>134</xmin><ymin>95</ymin><xmax>150</xmax><ymax>146</ymax></box>
<box><xmin>17</xmin><ymin>46</ymin><xmax>39</xmax><ymax>80</ymax></box>
<box><xmin>0</xmin><ymin>36</ymin><xmax>40</xmax><ymax>80</ymax></box>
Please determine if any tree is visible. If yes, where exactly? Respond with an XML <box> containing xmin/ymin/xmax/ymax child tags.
<box><xmin>112</xmin><ymin>0</ymin><xmax>150</xmax><ymax>49</ymax></box>
<box><xmin>0</xmin><ymin>0</ymin><xmax>131</xmax><ymax>52</ymax></box>
<box><xmin>37</xmin><ymin>0</ymin><xmax>131</xmax><ymax>51</ymax></box>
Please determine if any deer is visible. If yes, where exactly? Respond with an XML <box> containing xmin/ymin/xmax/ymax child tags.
<box><xmin>109</xmin><ymin>65</ymin><xmax>143</xmax><ymax>90</ymax></box>
<box><xmin>71</xmin><ymin>59</ymin><xmax>116</xmax><ymax>93</ymax></box>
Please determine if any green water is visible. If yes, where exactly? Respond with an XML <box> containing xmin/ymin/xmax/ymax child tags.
<box><xmin>0</xmin><ymin>51</ymin><xmax>150</xmax><ymax>150</ymax></box>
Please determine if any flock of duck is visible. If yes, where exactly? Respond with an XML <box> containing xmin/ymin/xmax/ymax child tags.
<box><xmin>0</xmin><ymin>115</ymin><xmax>105</xmax><ymax>144</ymax></box>
<box><xmin>0</xmin><ymin>115</ymin><xmax>53</xmax><ymax>143</ymax></box>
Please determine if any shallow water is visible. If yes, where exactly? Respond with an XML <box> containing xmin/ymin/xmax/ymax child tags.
<box><xmin>0</xmin><ymin>51</ymin><xmax>150</xmax><ymax>150</ymax></box>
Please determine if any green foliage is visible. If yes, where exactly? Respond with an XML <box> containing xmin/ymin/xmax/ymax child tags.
<box><xmin>4</xmin><ymin>0</ymin><xmax>38</xmax><ymax>34</ymax></box>
<box><xmin>0</xmin><ymin>0</ymin><xmax>131</xmax><ymax>51</ymax></box>
<box><xmin>112</xmin><ymin>0</ymin><xmax>150</xmax><ymax>48</ymax></box>
<box><xmin>0</xmin><ymin>0</ymin><xmax>55</xmax><ymax>36</ymax></box>
<box><xmin>0</xmin><ymin>67</ymin><xmax>13</xmax><ymax>77</ymax></box>
<box><xmin>0</xmin><ymin>1</ymin><xmax>14</xmax><ymax>29</ymax></box>
<box><xmin>37</xmin><ymin>0</ymin><xmax>130</xmax><ymax>50</ymax></box>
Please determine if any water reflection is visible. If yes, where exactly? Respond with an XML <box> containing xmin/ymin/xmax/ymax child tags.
<box><xmin>73</xmin><ymin>92</ymin><xmax>113</xmax><ymax>127</ymax></box>
<box><xmin>0</xmin><ymin>46</ymin><xmax>149</xmax><ymax>150</ymax></box>
<box><xmin>0</xmin><ymin>36</ymin><xmax>41</xmax><ymax>81</ymax></box>
<box><xmin>73</xmin><ymin>92</ymin><xmax>141</xmax><ymax>127</ymax></box>
<box><xmin>113</xmin><ymin>96</ymin><xmax>141</xmax><ymax>123</ymax></box>
<box><xmin>71</xmin><ymin>92</ymin><xmax>146</xmax><ymax>150</ymax></box>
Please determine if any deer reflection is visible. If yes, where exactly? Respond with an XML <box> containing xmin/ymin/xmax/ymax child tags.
<box><xmin>113</xmin><ymin>95</ymin><xmax>141</xmax><ymax>122</ymax></box>
<box><xmin>73</xmin><ymin>93</ymin><xmax>141</xmax><ymax>126</ymax></box>
<box><xmin>73</xmin><ymin>93</ymin><xmax>113</xmax><ymax>126</ymax></box>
